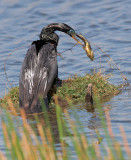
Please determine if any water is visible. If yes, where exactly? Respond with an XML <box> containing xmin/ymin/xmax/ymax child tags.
<box><xmin>0</xmin><ymin>0</ymin><xmax>131</xmax><ymax>155</ymax></box>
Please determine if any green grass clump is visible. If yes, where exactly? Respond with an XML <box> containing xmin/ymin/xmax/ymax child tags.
<box><xmin>0</xmin><ymin>72</ymin><xmax>120</xmax><ymax>107</ymax></box>
<box><xmin>56</xmin><ymin>72</ymin><xmax>119</xmax><ymax>102</ymax></box>
<box><xmin>0</xmin><ymin>86</ymin><xmax>19</xmax><ymax>106</ymax></box>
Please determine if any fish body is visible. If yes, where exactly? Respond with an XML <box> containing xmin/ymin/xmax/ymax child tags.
<box><xmin>76</xmin><ymin>34</ymin><xmax>94</xmax><ymax>61</ymax></box>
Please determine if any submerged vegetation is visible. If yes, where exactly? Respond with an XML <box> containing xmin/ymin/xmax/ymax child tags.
<box><xmin>0</xmin><ymin>71</ymin><xmax>120</xmax><ymax>107</ymax></box>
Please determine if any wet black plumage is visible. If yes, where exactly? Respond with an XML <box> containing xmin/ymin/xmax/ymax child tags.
<box><xmin>19</xmin><ymin>23</ymin><xmax>76</xmax><ymax>113</ymax></box>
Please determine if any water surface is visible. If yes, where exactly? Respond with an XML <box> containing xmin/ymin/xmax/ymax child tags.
<box><xmin>0</xmin><ymin>0</ymin><xmax>131</xmax><ymax>155</ymax></box>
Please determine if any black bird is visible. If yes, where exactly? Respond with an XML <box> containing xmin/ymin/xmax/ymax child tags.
<box><xmin>19</xmin><ymin>23</ymin><xmax>82</xmax><ymax>113</ymax></box>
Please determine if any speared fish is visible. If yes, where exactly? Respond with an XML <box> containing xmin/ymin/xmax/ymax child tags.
<box><xmin>72</xmin><ymin>34</ymin><xmax>94</xmax><ymax>61</ymax></box>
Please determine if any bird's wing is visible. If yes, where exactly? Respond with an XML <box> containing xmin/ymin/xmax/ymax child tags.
<box><xmin>34</xmin><ymin>66</ymin><xmax>49</xmax><ymax>97</ymax></box>
<box><xmin>19</xmin><ymin>44</ymin><xmax>37</xmax><ymax>108</ymax></box>
<box><xmin>19</xmin><ymin>44</ymin><xmax>49</xmax><ymax>109</ymax></box>
<box><xmin>19</xmin><ymin>42</ymin><xmax>57</xmax><ymax>110</ymax></box>
<box><xmin>30</xmin><ymin>66</ymin><xmax>49</xmax><ymax>110</ymax></box>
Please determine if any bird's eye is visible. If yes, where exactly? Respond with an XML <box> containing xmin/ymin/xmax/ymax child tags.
<box><xmin>68</xmin><ymin>29</ymin><xmax>75</xmax><ymax>35</ymax></box>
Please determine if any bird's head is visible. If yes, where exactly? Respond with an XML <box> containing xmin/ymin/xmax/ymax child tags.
<box><xmin>40</xmin><ymin>23</ymin><xmax>76</xmax><ymax>44</ymax></box>
<box><xmin>40</xmin><ymin>23</ymin><xmax>94</xmax><ymax>60</ymax></box>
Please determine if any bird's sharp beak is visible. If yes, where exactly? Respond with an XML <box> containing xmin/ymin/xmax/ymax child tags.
<box><xmin>71</xmin><ymin>34</ymin><xmax>83</xmax><ymax>46</ymax></box>
<box><xmin>71</xmin><ymin>33</ymin><xmax>94</xmax><ymax>61</ymax></box>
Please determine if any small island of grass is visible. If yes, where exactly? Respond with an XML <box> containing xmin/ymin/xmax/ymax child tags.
<box><xmin>0</xmin><ymin>72</ymin><xmax>120</xmax><ymax>108</ymax></box>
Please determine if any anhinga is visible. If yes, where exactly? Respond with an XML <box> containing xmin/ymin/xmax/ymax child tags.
<box><xmin>19</xmin><ymin>23</ymin><xmax>91</xmax><ymax>113</ymax></box>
